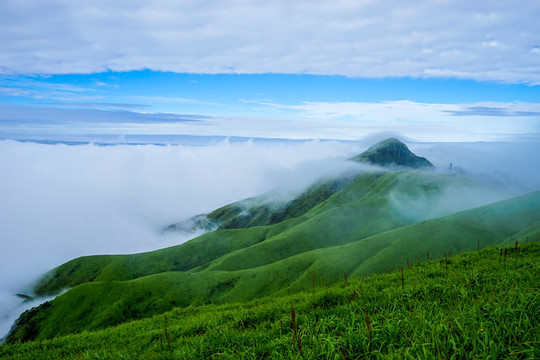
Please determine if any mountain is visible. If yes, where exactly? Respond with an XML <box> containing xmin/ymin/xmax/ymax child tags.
<box><xmin>6</xmin><ymin>139</ymin><xmax>539</xmax><ymax>343</ymax></box>
<box><xmin>165</xmin><ymin>175</ymin><xmax>356</xmax><ymax>233</ymax></box>
<box><xmin>8</xmin><ymin>190</ymin><xmax>540</xmax><ymax>343</ymax></box>
<box><xmin>350</xmin><ymin>138</ymin><xmax>434</xmax><ymax>169</ymax></box>
<box><xmin>166</xmin><ymin>138</ymin><xmax>431</xmax><ymax>234</ymax></box>
<box><xmin>3</xmin><ymin>241</ymin><xmax>538</xmax><ymax>358</ymax></box>
<box><xmin>32</xmin><ymin>169</ymin><xmax>497</xmax><ymax>297</ymax></box>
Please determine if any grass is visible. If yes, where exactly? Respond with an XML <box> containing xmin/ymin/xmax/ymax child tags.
<box><xmin>12</xmin><ymin>188</ymin><xmax>540</xmax><ymax>343</ymax></box>
<box><xmin>33</xmin><ymin>170</ymin><xmax>496</xmax><ymax>296</ymax></box>
<box><xmin>2</xmin><ymin>241</ymin><xmax>538</xmax><ymax>359</ymax></box>
<box><xmin>33</xmin><ymin>226</ymin><xmax>273</xmax><ymax>295</ymax></box>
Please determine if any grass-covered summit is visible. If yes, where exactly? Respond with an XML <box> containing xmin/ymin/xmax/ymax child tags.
<box><xmin>8</xmin><ymin>180</ymin><xmax>540</xmax><ymax>343</ymax></box>
<box><xmin>350</xmin><ymin>138</ymin><xmax>434</xmax><ymax>169</ymax></box>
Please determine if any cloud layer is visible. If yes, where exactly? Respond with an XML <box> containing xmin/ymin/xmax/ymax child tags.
<box><xmin>0</xmin><ymin>139</ymin><xmax>359</xmax><ymax>338</ymax></box>
<box><xmin>0</xmin><ymin>139</ymin><xmax>357</xmax><ymax>290</ymax></box>
<box><xmin>1</xmin><ymin>1</ymin><xmax>539</xmax><ymax>83</ymax></box>
<box><xmin>2</xmin><ymin>100</ymin><xmax>538</xmax><ymax>143</ymax></box>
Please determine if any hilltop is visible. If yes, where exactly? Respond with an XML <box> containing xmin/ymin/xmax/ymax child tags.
<box><xmin>350</xmin><ymin>138</ymin><xmax>434</xmax><ymax>169</ymax></box>
<box><xmin>167</xmin><ymin>138</ymin><xmax>432</xmax><ymax>233</ymax></box>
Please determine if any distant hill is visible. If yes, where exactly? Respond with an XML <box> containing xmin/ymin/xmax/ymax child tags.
<box><xmin>350</xmin><ymin>138</ymin><xmax>434</xmax><ymax>169</ymax></box>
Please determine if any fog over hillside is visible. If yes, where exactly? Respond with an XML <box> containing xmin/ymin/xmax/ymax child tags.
<box><xmin>1</xmin><ymin>137</ymin><xmax>539</xmax><ymax>339</ymax></box>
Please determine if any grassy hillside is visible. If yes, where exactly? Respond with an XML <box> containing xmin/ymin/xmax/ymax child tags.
<box><xmin>2</xmin><ymin>241</ymin><xmax>538</xmax><ymax>359</ymax></box>
<box><xmin>33</xmin><ymin>226</ymin><xmax>273</xmax><ymax>295</ymax></box>
<box><xmin>8</xmin><ymin>190</ymin><xmax>540</xmax><ymax>343</ymax></box>
<box><xmin>34</xmin><ymin>170</ymin><xmax>494</xmax><ymax>296</ymax></box>
<box><xmin>204</xmin><ymin>175</ymin><xmax>356</xmax><ymax>230</ymax></box>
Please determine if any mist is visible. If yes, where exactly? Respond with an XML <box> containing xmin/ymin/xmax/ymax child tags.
<box><xmin>410</xmin><ymin>141</ymin><xmax>540</xmax><ymax>193</ymax></box>
<box><xmin>1</xmin><ymin>137</ymin><xmax>539</xmax><ymax>339</ymax></box>
<box><xmin>0</xmin><ymin>138</ymin><xmax>363</xmax><ymax>339</ymax></box>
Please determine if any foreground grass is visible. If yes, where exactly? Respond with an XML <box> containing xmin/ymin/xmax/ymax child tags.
<box><xmin>2</xmin><ymin>241</ymin><xmax>538</xmax><ymax>359</ymax></box>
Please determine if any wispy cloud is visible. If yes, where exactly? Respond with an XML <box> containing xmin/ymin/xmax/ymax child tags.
<box><xmin>93</xmin><ymin>81</ymin><xmax>119</xmax><ymax>89</ymax></box>
<box><xmin>134</xmin><ymin>95</ymin><xmax>221</xmax><ymax>107</ymax></box>
<box><xmin>260</xmin><ymin>99</ymin><xmax>540</xmax><ymax>120</ymax></box>
<box><xmin>239</xmin><ymin>100</ymin><xmax>540</xmax><ymax>141</ymax></box>
<box><xmin>1</xmin><ymin>100</ymin><xmax>538</xmax><ymax>143</ymax></box>
<box><xmin>0</xmin><ymin>76</ymin><xmax>102</xmax><ymax>101</ymax></box>
<box><xmin>445</xmin><ymin>106</ymin><xmax>540</xmax><ymax>117</ymax></box>
<box><xmin>0</xmin><ymin>1</ymin><xmax>539</xmax><ymax>83</ymax></box>
<box><xmin>43</xmin><ymin>102</ymin><xmax>150</xmax><ymax>110</ymax></box>
<box><xmin>0</xmin><ymin>103</ymin><xmax>205</xmax><ymax>141</ymax></box>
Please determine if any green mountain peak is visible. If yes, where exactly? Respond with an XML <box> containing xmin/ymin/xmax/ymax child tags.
<box><xmin>350</xmin><ymin>138</ymin><xmax>434</xmax><ymax>169</ymax></box>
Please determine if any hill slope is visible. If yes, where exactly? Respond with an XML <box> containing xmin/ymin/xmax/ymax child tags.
<box><xmin>33</xmin><ymin>169</ymin><xmax>497</xmax><ymax>296</ymax></box>
<box><xmin>3</xmin><ymin>241</ymin><xmax>538</xmax><ymax>359</ymax></box>
<box><xmin>8</xmin><ymin>190</ymin><xmax>540</xmax><ymax>342</ymax></box>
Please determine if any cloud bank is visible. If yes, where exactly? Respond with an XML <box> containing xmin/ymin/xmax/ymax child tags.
<box><xmin>0</xmin><ymin>139</ymin><xmax>359</xmax><ymax>338</ymax></box>
<box><xmin>1</xmin><ymin>1</ymin><xmax>539</xmax><ymax>83</ymax></box>
<box><xmin>0</xmin><ymin>139</ymin><xmax>357</xmax><ymax>290</ymax></box>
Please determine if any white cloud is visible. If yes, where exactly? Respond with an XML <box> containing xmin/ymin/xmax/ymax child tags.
<box><xmin>0</xmin><ymin>139</ymin><xmax>357</xmax><ymax>290</ymax></box>
<box><xmin>0</xmin><ymin>1</ymin><xmax>539</xmax><ymax>83</ymax></box>
<box><xmin>0</xmin><ymin>139</ymin><xmax>351</xmax><ymax>338</ymax></box>
<box><xmin>0</xmin><ymin>138</ymin><xmax>362</xmax><ymax>338</ymax></box>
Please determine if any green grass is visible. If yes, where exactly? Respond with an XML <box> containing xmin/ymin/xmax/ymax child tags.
<box><xmin>8</xmin><ymin>190</ymin><xmax>540</xmax><ymax>343</ymax></box>
<box><xmin>34</xmin><ymin>170</ymin><xmax>492</xmax><ymax>296</ymax></box>
<box><xmin>2</xmin><ymin>241</ymin><xmax>538</xmax><ymax>359</ymax></box>
<box><xmin>33</xmin><ymin>226</ymin><xmax>272</xmax><ymax>295</ymax></box>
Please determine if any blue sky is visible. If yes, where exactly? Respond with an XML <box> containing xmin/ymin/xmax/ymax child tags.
<box><xmin>1</xmin><ymin>1</ymin><xmax>539</xmax><ymax>142</ymax></box>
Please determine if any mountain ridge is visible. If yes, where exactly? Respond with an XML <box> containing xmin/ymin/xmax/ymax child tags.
<box><xmin>165</xmin><ymin>138</ymin><xmax>431</xmax><ymax>234</ymax></box>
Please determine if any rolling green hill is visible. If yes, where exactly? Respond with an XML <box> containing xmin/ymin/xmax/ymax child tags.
<box><xmin>3</xmin><ymin>241</ymin><xmax>538</xmax><ymax>359</ymax></box>
<box><xmin>8</xmin><ymin>189</ymin><xmax>540</xmax><ymax>343</ymax></box>
<box><xmin>33</xmin><ymin>169</ymin><xmax>499</xmax><ymax>296</ymax></box>
<box><xmin>6</xmin><ymin>139</ymin><xmax>539</xmax><ymax>344</ymax></box>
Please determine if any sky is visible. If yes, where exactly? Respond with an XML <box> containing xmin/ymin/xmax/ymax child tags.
<box><xmin>0</xmin><ymin>0</ymin><xmax>539</xmax><ymax>142</ymax></box>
